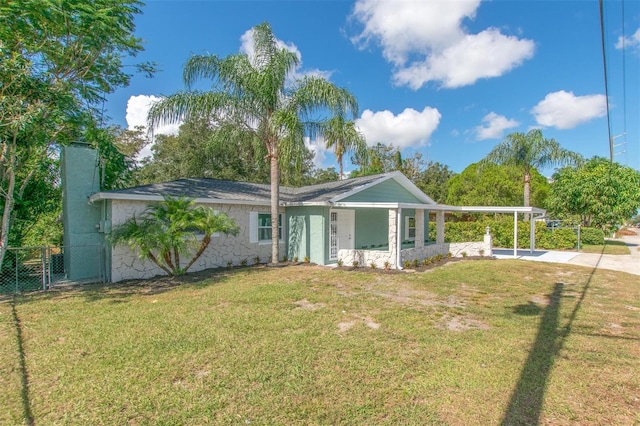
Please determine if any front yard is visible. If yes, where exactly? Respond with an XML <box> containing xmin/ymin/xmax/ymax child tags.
<box><xmin>1</xmin><ymin>260</ymin><xmax>638</xmax><ymax>424</ymax></box>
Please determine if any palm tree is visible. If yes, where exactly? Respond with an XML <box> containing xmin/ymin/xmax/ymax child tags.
<box><xmin>148</xmin><ymin>22</ymin><xmax>358</xmax><ymax>264</ymax></box>
<box><xmin>322</xmin><ymin>115</ymin><xmax>366</xmax><ymax>179</ymax></box>
<box><xmin>110</xmin><ymin>196</ymin><xmax>238</xmax><ymax>275</ymax></box>
<box><xmin>481</xmin><ymin>129</ymin><xmax>582</xmax><ymax>216</ymax></box>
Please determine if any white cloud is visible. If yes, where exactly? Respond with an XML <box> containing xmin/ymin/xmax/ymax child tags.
<box><xmin>126</xmin><ymin>95</ymin><xmax>181</xmax><ymax>159</ymax></box>
<box><xmin>615</xmin><ymin>27</ymin><xmax>640</xmax><ymax>52</ymax></box>
<box><xmin>474</xmin><ymin>112</ymin><xmax>519</xmax><ymax>140</ymax></box>
<box><xmin>350</xmin><ymin>0</ymin><xmax>534</xmax><ymax>89</ymax></box>
<box><xmin>240</xmin><ymin>28</ymin><xmax>332</xmax><ymax>81</ymax></box>
<box><xmin>355</xmin><ymin>107</ymin><xmax>441</xmax><ymax>149</ymax></box>
<box><xmin>531</xmin><ymin>90</ymin><xmax>607</xmax><ymax>130</ymax></box>
<box><xmin>394</xmin><ymin>29</ymin><xmax>535</xmax><ymax>89</ymax></box>
<box><xmin>304</xmin><ymin>136</ymin><xmax>328</xmax><ymax>168</ymax></box>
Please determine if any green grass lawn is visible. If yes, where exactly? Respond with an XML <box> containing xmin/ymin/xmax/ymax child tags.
<box><xmin>2</xmin><ymin>261</ymin><xmax>639</xmax><ymax>425</ymax></box>
<box><xmin>580</xmin><ymin>239</ymin><xmax>632</xmax><ymax>255</ymax></box>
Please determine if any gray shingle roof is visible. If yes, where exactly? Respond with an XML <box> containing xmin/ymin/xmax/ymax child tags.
<box><xmin>98</xmin><ymin>172</ymin><xmax>396</xmax><ymax>204</ymax></box>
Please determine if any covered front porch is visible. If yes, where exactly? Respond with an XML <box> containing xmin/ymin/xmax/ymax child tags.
<box><xmin>331</xmin><ymin>202</ymin><xmax>546</xmax><ymax>269</ymax></box>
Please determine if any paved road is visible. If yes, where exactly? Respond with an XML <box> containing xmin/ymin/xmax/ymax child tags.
<box><xmin>493</xmin><ymin>228</ymin><xmax>640</xmax><ymax>276</ymax></box>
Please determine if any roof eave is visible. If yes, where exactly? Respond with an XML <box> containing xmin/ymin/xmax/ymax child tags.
<box><xmin>88</xmin><ymin>192</ymin><xmax>274</xmax><ymax>206</ymax></box>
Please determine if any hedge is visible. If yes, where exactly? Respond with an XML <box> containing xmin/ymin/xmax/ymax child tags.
<box><xmin>428</xmin><ymin>219</ymin><xmax>583</xmax><ymax>250</ymax></box>
<box><xmin>580</xmin><ymin>227</ymin><xmax>605</xmax><ymax>245</ymax></box>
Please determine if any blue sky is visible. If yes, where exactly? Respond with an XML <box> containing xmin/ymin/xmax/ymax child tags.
<box><xmin>105</xmin><ymin>0</ymin><xmax>640</xmax><ymax>176</ymax></box>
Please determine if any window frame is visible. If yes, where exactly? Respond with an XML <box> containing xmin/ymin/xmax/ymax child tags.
<box><xmin>404</xmin><ymin>216</ymin><xmax>416</xmax><ymax>241</ymax></box>
<box><xmin>250</xmin><ymin>212</ymin><xmax>284</xmax><ymax>244</ymax></box>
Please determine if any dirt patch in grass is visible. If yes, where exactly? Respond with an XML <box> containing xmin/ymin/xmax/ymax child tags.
<box><xmin>436</xmin><ymin>313</ymin><xmax>490</xmax><ymax>332</ymax></box>
<box><xmin>371</xmin><ymin>288</ymin><xmax>466</xmax><ymax>309</ymax></box>
<box><xmin>293</xmin><ymin>299</ymin><xmax>325</xmax><ymax>310</ymax></box>
<box><xmin>338</xmin><ymin>315</ymin><xmax>381</xmax><ymax>332</ymax></box>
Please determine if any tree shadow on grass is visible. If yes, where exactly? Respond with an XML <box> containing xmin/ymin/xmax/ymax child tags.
<box><xmin>501</xmin><ymin>251</ymin><xmax>602</xmax><ymax>425</ymax></box>
<box><xmin>10</xmin><ymin>297</ymin><xmax>34</xmax><ymax>426</ymax></box>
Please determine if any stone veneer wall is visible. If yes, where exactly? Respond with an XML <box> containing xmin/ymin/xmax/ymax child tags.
<box><xmin>110</xmin><ymin>200</ymin><xmax>281</xmax><ymax>282</ymax></box>
<box><xmin>339</xmin><ymin>236</ymin><xmax>492</xmax><ymax>270</ymax></box>
<box><xmin>338</xmin><ymin>248</ymin><xmax>394</xmax><ymax>269</ymax></box>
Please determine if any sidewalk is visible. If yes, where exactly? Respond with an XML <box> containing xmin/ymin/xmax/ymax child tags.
<box><xmin>493</xmin><ymin>229</ymin><xmax>640</xmax><ymax>276</ymax></box>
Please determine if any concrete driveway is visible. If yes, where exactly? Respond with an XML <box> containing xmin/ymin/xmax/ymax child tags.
<box><xmin>493</xmin><ymin>228</ymin><xmax>640</xmax><ymax>276</ymax></box>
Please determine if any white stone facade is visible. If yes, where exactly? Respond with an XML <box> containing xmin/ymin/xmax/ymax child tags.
<box><xmin>109</xmin><ymin>200</ymin><xmax>282</xmax><ymax>282</ymax></box>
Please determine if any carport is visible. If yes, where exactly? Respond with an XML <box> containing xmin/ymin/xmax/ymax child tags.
<box><xmin>425</xmin><ymin>205</ymin><xmax>547</xmax><ymax>258</ymax></box>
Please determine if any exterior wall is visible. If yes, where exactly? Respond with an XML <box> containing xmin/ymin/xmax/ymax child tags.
<box><xmin>109</xmin><ymin>200</ymin><xmax>282</xmax><ymax>282</ymax></box>
<box><xmin>341</xmin><ymin>179</ymin><xmax>423</xmax><ymax>203</ymax></box>
<box><xmin>354</xmin><ymin>208</ymin><xmax>388</xmax><ymax>249</ymax></box>
<box><xmin>61</xmin><ymin>144</ymin><xmax>105</xmax><ymax>280</ymax></box>
<box><xmin>287</xmin><ymin>206</ymin><xmax>329</xmax><ymax>264</ymax></box>
<box><xmin>401</xmin><ymin>240</ymin><xmax>492</xmax><ymax>264</ymax></box>
<box><xmin>338</xmin><ymin>247</ymin><xmax>393</xmax><ymax>269</ymax></box>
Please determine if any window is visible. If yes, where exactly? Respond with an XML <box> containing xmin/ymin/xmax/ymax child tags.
<box><xmin>250</xmin><ymin>212</ymin><xmax>283</xmax><ymax>243</ymax></box>
<box><xmin>405</xmin><ymin>216</ymin><xmax>416</xmax><ymax>241</ymax></box>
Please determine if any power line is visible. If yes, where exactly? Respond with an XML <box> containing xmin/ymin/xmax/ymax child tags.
<box><xmin>599</xmin><ymin>0</ymin><xmax>614</xmax><ymax>162</ymax></box>
<box><xmin>618</xmin><ymin>0</ymin><xmax>628</xmax><ymax>163</ymax></box>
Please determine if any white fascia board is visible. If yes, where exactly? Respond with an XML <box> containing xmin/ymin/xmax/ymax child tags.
<box><xmin>426</xmin><ymin>204</ymin><xmax>547</xmax><ymax>215</ymax></box>
<box><xmin>331</xmin><ymin>202</ymin><xmax>401</xmax><ymax>209</ymax></box>
<box><xmin>88</xmin><ymin>192</ymin><xmax>273</xmax><ymax>206</ymax></box>
<box><xmin>331</xmin><ymin>201</ymin><xmax>440</xmax><ymax>209</ymax></box>
<box><xmin>283</xmin><ymin>201</ymin><xmax>330</xmax><ymax>207</ymax></box>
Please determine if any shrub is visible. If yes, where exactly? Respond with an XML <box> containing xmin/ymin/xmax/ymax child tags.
<box><xmin>303</xmin><ymin>256</ymin><xmax>310</xmax><ymax>263</ymax></box>
<box><xmin>254</xmin><ymin>256</ymin><xmax>260</xmax><ymax>265</ymax></box>
<box><xmin>403</xmin><ymin>260</ymin><xmax>412</xmax><ymax>269</ymax></box>
<box><xmin>479</xmin><ymin>249</ymin><xmax>485</xmax><ymax>257</ymax></box>
<box><xmin>240</xmin><ymin>259</ymin><xmax>248</xmax><ymax>267</ymax></box>
<box><xmin>370</xmin><ymin>262</ymin><xmax>377</xmax><ymax>269</ymax></box>
<box><xmin>551</xmin><ymin>228</ymin><xmax>577</xmax><ymax>249</ymax></box>
<box><xmin>580</xmin><ymin>227</ymin><xmax>605</xmax><ymax>245</ymax></box>
<box><xmin>293</xmin><ymin>256</ymin><xmax>299</xmax><ymax>263</ymax></box>
<box><xmin>337</xmin><ymin>259</ymin><xmax>343</xmax><ymax>267</ymax></box>
<box><xmin>282</xmin><ymin>255</ymin><xmax>288</xmax><ymax>262</ymax></box>
<box><xmin>352</xmin><ymin>260</ymin><xmax>359</xmax><ymax>268</ymax></box>
<box><xmin>412</xmin><ymin>259</ymin><xmax>419</xmax><ymax>268</ymax></box>
<box><xmin>461</xmin><ymin>251</ymin><xmax>468</xmax><ymax>258</ymax></box>
<box><xmin>384</xmin><ymin>261</ymin><xmax>391</xmax><ymax>270</ymax></box>
<box><xmin>227</xmin><ymin>261</ymin><xmax>233</xmax><ymax>268</ymax></box>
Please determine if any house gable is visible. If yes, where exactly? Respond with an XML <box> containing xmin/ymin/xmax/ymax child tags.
<box><xmin>338</xmin><ymin>178</ymin><xmax>425</xmax><ymax>204</ymax></box>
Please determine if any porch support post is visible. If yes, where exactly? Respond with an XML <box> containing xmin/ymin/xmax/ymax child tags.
<box><xmin>529</xmin><ymin>213</ymin><xmax>535</xmax><ymax>253</ymax></box>
<box><xmin>388</xmin><ymin>209</ymin><xmax>398</xmax><ymax>269</ymax></box>
<box><xmin>397</xmin><ymin>207</ymin><xmax>402</xmax><ymax>269</ymax></box>
<box><xmin>415</xmin><ymin>209</ymin><xmax>425</xmax><ymax>248</ymax></box>
<box><xmin>513</xmin><ymin>211</ymin><xmax>518</xmax><ymax>258</ymax></box>
<box><xmin>436</xmin><ymin>210</ymin><xmax>445</xmax><ymax>244</ymax></box>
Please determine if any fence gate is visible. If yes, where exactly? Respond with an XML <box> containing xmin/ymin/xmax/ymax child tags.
<box><xmin>0</xmin><ymin>245</ymin><xmax>104</xmax><ymax>294</ymax></box>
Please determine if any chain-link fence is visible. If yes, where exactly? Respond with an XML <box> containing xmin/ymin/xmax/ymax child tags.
<box><xmin>0</xmin><ymin>245</ymin><xmax>105</xmax><ymax>294</ymax></box>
